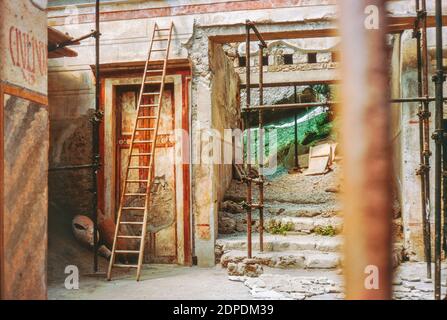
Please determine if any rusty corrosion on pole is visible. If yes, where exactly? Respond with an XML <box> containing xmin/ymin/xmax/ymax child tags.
<box><xmin>339</xmin><ymin>0</ymin><xmax>393</xmax><ymax>299</ymax></box>
<box><xmin>258</xmin><ymin>43</ymin><xmax>265</xmax><ymax>252</ymax></box>
<box><xmin>414</xmin><ymin>0</ymin><xmax>432</xmax><ymax>279</ymax></box>
<box><xmin>432</xmin><ymin>0</ymin><xmax>444</xmax><ymax>301</ymax></box>
<box><xmin>243</xmin><ymin>20</ymin><xmax>267</xmax><ymax>258</ymax></box>
<box><xmin>245</xmin><ymin>21</ymin><xmax>253</xmax><ymax>259</ymax></box>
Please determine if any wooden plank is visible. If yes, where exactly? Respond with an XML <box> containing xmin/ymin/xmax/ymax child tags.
<box><xmin>182</xmin><ymin>74</ymin><xmax>192</xmax><ymax>266</ymax></box>
<box><xmin>2</xmin><ymin>83</ymin><xmax>48</xmax><ymax>106</ymax></box>
<box><xmin>48</xmin><ymin>47</ymin><xmax>78</xmax><ymax>59</ymax></box>
<box><xmin>48</xmin><ymin>26</ymin><xmax>79</xmax><ymax>45</ymax></box>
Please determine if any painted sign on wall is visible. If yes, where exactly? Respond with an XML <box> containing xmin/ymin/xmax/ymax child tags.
<box><xmin>0</xmin><ymin>0</ymin><xmax>48</xmax><ymax>95</ymax></box>
<box><xmin>8</xmin><ymin>26</ymin><xmax>48</xmax><ymax>87</ymax></box>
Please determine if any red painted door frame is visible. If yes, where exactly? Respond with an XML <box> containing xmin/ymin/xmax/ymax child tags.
<box><xmin>98</xmin><ymin>68</ymin><xmax>192</xmax><ymax>266</ymax></box>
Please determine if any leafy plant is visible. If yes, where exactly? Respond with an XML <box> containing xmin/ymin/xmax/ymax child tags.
<box><xmin>266</xmin><ymin>219</ymin><xmax>294</xmax><ymax>235</ymax></box>
<box><xmin>314</xmin><ymin>225</ymin><xmax>337</xmax><ymax>237</ymax></box>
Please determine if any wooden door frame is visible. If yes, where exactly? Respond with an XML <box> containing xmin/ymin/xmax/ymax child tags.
<box><xmin>101</xmin><ymin>72</ymin><xmax>191</xmax><ymax>265</ymax></box>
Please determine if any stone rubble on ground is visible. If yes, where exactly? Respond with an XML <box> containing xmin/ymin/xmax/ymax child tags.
<box><xmin>242</xmin><ymin>274</ymin><xmax>344</xmax><ymax>300</ymax></box>
<box><xmin>227</xmin><ymin>259</ymin><xmax>264</xmax><ymax>278</ymax></box>
<box><xmin>237</xmin><ymin>263</ymin><xmax>447</xmax><ymax>300</ymax></box>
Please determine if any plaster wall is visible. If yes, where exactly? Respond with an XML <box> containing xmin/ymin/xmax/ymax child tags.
<box><xmin>47</xmin><ymin>0</ymin><xmax>339</xmax><ymax>267</ymax></box>
<box><xmin>399</xmin><ymin>27</ymin><xmax>447</xmax><ymax>260</ymax></box>
<box><xmin>0</xmin><ymin>0</ymin><xmax>48</xmax><ymax>300</ymax></box>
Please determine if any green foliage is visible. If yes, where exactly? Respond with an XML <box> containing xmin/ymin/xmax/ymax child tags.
<box><xmin>311</xmin><ymin>84</ymin><xmax>332</xmax><ymax>100</ymax></box>
<box><xmin>244</xmin><ymin>86</ymin><xmax>338</xmax><ymax>168</ymax></box>
<box><xmin>266</xmin><ymin>219</ymin><xmax>294</xmax><ymax>235</ymax></box>
<box><xmin>314</xmin><ymin>225</ymin><xmax>337</xmax><ymax>237</ymax></box>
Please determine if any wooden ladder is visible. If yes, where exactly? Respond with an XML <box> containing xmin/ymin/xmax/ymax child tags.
<box><xmin>107</xmin><ymin>22</ymin><xmax>174</xmax><ymax>281</ymax></box>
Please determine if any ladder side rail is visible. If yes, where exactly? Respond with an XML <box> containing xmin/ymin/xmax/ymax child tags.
<box><xmin>136</xmin><ymin>22</ymin><xmax>174</xmax><ymax>281</ymax></box>
<box><xmin>107</xmin><ymin>23</ymin><xmax>159</xmax><ymax>280</ymax></box>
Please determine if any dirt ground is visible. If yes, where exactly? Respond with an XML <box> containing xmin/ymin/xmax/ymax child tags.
<box><xmin>48</xmin><ymin>265</ymin><xmax>254</xmax><ymax>300</ymax></box>
<box><xmin>225</xmin><ymin>164</ymin><xmax>341</xmax><ymax>205</ymax></box>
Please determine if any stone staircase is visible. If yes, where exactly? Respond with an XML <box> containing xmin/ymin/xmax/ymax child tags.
<box><xmin>217</xmin><ymin>199</ymin><xmax>344</xmax><ymax>270</ymax></box>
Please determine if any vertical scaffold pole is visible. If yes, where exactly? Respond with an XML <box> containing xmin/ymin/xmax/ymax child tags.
<box><xmin>432</xmin><ymin>0</ymin><xmax>444</xmax><ymax>301</ymax></box>
<box><xmin>258</xmin><ymin>43</ymin><xmax>265</xmax><ymax>252</ymax></box>
<box><xmin>415</xmin><ymin>0</ymin><xmax>432</xmax><ymax>279</ymax></box>
<box><xmin>245</xmin><ymin>21</ymin><xmax>253</xmax><ymax>259</ymax></box>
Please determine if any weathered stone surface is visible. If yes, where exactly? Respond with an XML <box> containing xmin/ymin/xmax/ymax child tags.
<box><xmin>227</xmin><ymin>262</ymin><xmax>263</xmax><ymax>278</ymax></box>
<box><xmin>244</xmin><ymin>274</ymin><xmax>344</xmax><ymax>300</ymax></box>
<box><xmin>215</xmin><ymin>243</ymin><xmax>224</xmax><ymax>264</ymax></box>
<box><xmin>221</xmin><ymin>250</ymin><xmax>340</xmax><ymax>270</ymax></box>
<box><xmin>305</xmin><ymin>253</ymin><xmax>340</xmax><ymax>269</ymax></box>
<box><xmin>221</xmin><ymin>200</ymin><xmax>244</xmax><ymax>214</ymax></box>
<box><xmin>401</xmin><ymin>276</ymin><xmax>421</xmax><ymax>282</ymax></box>
<box><xmin>217</xmin><ymin>234</ymin><xmax>343</xmax><ymax>253</ymax></box>
<box><xmin>235</xmin><ymin>220</ymin><xmax>246</xmax><ymax>232</ymax></box>
<box><xmin>218</xmin><ymin>216</ymin><xmax>237</xmax><ymax>234</ymax></box>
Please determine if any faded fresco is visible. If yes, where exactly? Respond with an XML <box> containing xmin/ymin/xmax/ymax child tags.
<box><xmin>3</xmin><ymin>94</ymin><xmax>49</xmax><ymax>299</ymax></box>
<box><xmin>117</xmin><ymin>88</ymin><xmax>176</xmax><ymax>264</ymax></box>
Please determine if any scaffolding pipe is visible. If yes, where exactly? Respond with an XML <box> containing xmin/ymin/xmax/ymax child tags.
<box><xmin>245</xmin><ymin>22</ymin><xmax>253</xmax><ymax>259</ymax></box>
<box><xmin>243</xmin><ymin>20</ymin><xmax>267</xmax><ymax>258</ymax></box>
<box><xmin>258</xmin><ymin>44</ymin><xmax>265</xmax><ymax>252</ymax></box>
<box><xmin>293</xmin><ymin>86</ymin><xmax>301</xmax><ymax>172</ymax></box>
<box><xmin>415</xmin><ymin>0</ymin><xmax>432</xmax><ymax>279</ymax></box>
<box><xmin>91</xmin><ymin>0</ymin><xmax>101</xmax><ymax>273</ymax></box>
<box><xmin>242</xmin><ymin>101</ymin><xmax>338</xmax><ymax>112</ymax></box>
<box><xmin>432</xmin><ymin>0</ymin><xmax>444</xmax><ymax>301</ymax></box>
<box><xmin>340</xmin><ymin>0</ymin><xmax>393</xmax><ymax>299</ymax></box>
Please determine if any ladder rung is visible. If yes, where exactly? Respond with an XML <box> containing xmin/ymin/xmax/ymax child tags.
<box><xmin>120</xmin><ymin>221</ymin><xmax>144</xmax><ymax>225</ymax></box>
<box><xmin>123</xmin><ymin>207</ymin><xmax>146</xmax><ymax>210</ymax></box>
<box><xmin>133</xmin><ymin>140</ymin><xmax>154</xmax><ymax>144</ymax></box>
<box><xmin>153</xmin><ymin>38</ymin><xmax>168</xmax><ymax>41</ymax></box>
<box><xmin>115</xmin><ymin>250</ymin><xmax>140</xmax><ymax>254</ymax></box>
<box><xmin>117</xmin><ymin>235</ymin><xmax>142</xmax><ymax>239</ymax></box>
<box><xmin>145</xmin><ymin>81</ymin><xmax>161</xmax><ymax>84</ymax></box>
<box><xmin>140</xmin><ymin>104</ymin><xmax>158</xmax><ymax>107</ymax></box>
<box><xmin>147</xmin><ymin>69</ymin><xmax>164</xmax><ymax>73</ymax></box>
<box><xmin>142</xmin><ymin>92</ymin><xmax>160</xmax><ymax>96</ymax></box>
<box><xmin>125</xmin><ymin>193</ymin><xmax>147</xmax><ymax>196</ymax></box>
<box><xmin>128</xmin><ymin>166</ymin><xmax>150</xmax><ymax>169</ymax></box>
<box><xmin>130</xmin><ymin>153</ymin><xmax>152</xmax><ymax>157</ymax></box>
<box><xmin>151</xmin><ymin>48</ymin><xmax>167</xmax><ymax>52</ymax></box>
<box><xmin>156</xmin><ymin>28</ymin><xmax>171</xmax><ymax>31</ymax></box>
<box><xmin>113</xmin><ymin>264</ymin><xmax>138</xmax><ymax>268</ymax></box>
<box><xmin>138</xmin><ymin>116</ymin><xmax>157</xmax><ymax>120</ymax></box>
<box><xmin>126</xmin><ymin>180</ymin><xmax>148</xmax><ymax>183</ymax></box>
<box><xmin>135</xmin><ymin>128</ymin><xmax>155</xmax><ymax>131</ymax></box>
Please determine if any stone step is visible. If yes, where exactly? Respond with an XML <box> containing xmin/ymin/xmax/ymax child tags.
<box><xmin>264</xmin><ymin>201</ymin><xmax>341</xmax><ymax>218</ymax></box>
<box><xmin>265</xmin><ymin>216</ymin><xmax>343</xmax><ymax>234</ymax></box>
<box><xmin>221</xmin><ymin>250</ymin><xmax>341</xmax><ymax>270</ymax></box>
<box><xmin>217</xmin><ymin>234</ymin><xmax>343</xmax><ymax>253</ymax></box>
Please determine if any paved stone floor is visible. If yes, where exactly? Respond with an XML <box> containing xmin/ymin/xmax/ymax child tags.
<box><xmin>49</xmin><ymin>264</ymin><xmax>254</xmax><ymax>300</ymax></box>
<box><xmin>48</xmin><ymin>262</ymin><xmax>446</xmax><ymax>300</ymax></box>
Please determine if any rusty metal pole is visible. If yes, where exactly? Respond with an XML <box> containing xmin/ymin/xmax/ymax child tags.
<box><xmin>245</xmin><ymin>21</ymin><xmax>252</xmax><ymax>259</ymax></box>
<box><xmin>432</xmin><ymin>0</ymin><xmax>444</xmax><ymax>301</ymax></box>
<box><xmin>293</xmin><ymin>86</ymin><xmax>301</xmax><ymax>171</ymax></box>
<box><xmin>415</xmin><ymin>0</ymin><xmax>432</xmax><ymax>279</ymax></box>
<box><xmin>92</xmin><ymin>0</ymin><xmax>101</xmax><ymax>273</ymax></box>
<box><xmin>420</xmin><ymin>0</ymin><xmax>433</xmax><ymax>280</ymax></box>
<box><xmin>339</xmin><ymin>0</ymin><xmax>393</xmax><ymax>299</ymax></box>
<box><xmin>258</xmin><ymin>44</ymin><xmax>265</xmax><ymax>252</ymax></box>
